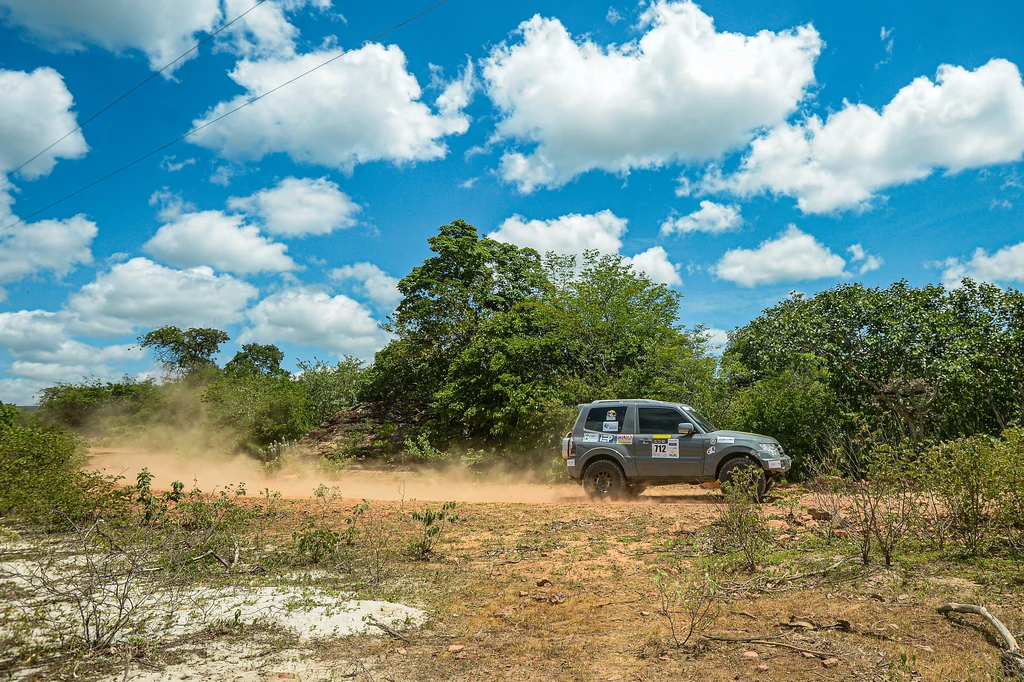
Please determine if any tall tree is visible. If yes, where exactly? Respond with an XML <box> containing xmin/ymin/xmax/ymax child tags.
<box><xmin>138</xmin><ymin>326</ymin><xmax>229</xmax><ymax>378</ymax></box>
<box><xmin>362</xmin><ymin>219</ymin><xmax>548</xmax><ymax>416</ymax></box>
<box><xmin>224</xmin><ymin>343</ymin><xmax>287</xmax><ymax>378</ymax></box>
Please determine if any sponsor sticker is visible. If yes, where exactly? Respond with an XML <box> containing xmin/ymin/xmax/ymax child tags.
<box><xmin>706</xmin><ymin>446</ymin><xmax>716</xmax><ymax>455</ymax></box>
<box><xmin>616</xmin><ymin>435</ymin><xmax>633</xmax><ymax>444</ymax></box>
<box><xmin>582</xmin><ymin>433</ymin><xmax>598</xmax><ymax>443</ymax></box>
<box><xmin>598</xmin><ymin>434</ymin><xmax>615</xmax><ymax>443</ymax></box>
<box><xmin>605</xmin><ymin>409</ymin><xmax>617</xmax><ymax>421</ymax></box>
<box><xmin>768</xmin><ymin>460</ymin><xmax>783</xmax><ymax>469</ymax></box>
<box><xmin>717</xmin><ymin>436</ymin><xmax>735</xmax><ymax>444</ymax></box>
<box><xmin>566</xmin><ymin>458</ymin><xmax>575</xmax><ymax>468</ymax></box>
<box><xmin>653</xmin><ymin>434</ymin><xmax>672</xmax><ymax>439</ymax></box>
<box><xmin>652</xmin><ymin>437</ymin><xmax>680</xmax><ymax>458</ymax></box>
<box><xmin>710</xmin><ymin>437</ymin><xmax>717</xmax><ymax>445</ymax></box>
<box><xmin>603</xmin><ymin>421</ymin><xmax>618</xmax><ymax>432</ymax></box>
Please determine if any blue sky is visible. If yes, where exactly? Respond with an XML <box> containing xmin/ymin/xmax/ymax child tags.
<box><xmin>1</xmin><ymin>0</ymin><xmax>1023</xmax><ymax>404</ymax></box>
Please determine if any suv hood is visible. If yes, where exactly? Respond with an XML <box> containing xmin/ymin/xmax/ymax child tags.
<box><xmin>709</xmin><ymin>430</ymin><xmax>779</xmax><ymax>445</ymax></box>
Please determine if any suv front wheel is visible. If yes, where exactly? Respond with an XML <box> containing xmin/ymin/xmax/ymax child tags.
<box><xmin>583</xmin><ymin>460</ymin><xmax>627</xmax><ymax>501</ymax></box>
<box><xmin>718</xmin><ymin>457</ymin><xmax>767</xmax><ymax>502</ymax></box>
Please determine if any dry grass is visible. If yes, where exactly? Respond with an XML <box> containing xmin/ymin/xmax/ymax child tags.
<box><xmin>5</xmin><ymin>481</ymin><xmax>1022</xmax><ymax>681</ymax></box>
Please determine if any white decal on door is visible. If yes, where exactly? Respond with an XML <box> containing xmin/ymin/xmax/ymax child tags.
<box><xmin>652</xmin><ymin>437</ymin><xmax>679</xmax><ymax>458</ymax></box>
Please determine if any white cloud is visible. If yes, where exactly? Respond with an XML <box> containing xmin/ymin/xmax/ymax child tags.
<box><xmin>144</xmin><ymin>209</ymin><xmax>296</xmax><ymax>274</ymax></box>
<box><xmin>330</xmin><ymin>262</ymin><xmax>401</xmax><ymax>307</ymax></box>
<box><xmin>661</xmin><ymin>201</ymin><xmax>742</xmax><ymax>236</ymax></box>
<box><xmin>0</xmin><ymin>309</ymin><xmax>66</xmax><ymax>353</ymax></box>
<box><xmin>67</xmin><ymin>257</ymin><xmax>258</xmax><ymax>336</ymax></box>
<box><xmin>0</xmin><ymin>0</ymin><xmax>331</xmax><ymax>74</ymax></box>
<box><xmin>0</xmin><ymin>68</ymin><xmax>93</xmax><ymax>292</ymax></box>
<box><xmin>160</xmin><ymin>155</ymin><xmax>196</xmax><ymax>172</ymax></box>
<box><xmin>713</xmin><ymin>225</ymin><xmax>846</xmax><ymax>287</ymax></box>
<box><xmin>941</xmin><ymin>242</ymin><xmax>1024</xmax><ymax>287</ymax></box>
<box><xmin>0</xmin><ymin>67</ymin><xmax>87</xmax><ymax>180</ymax></box>
<box><xmin>220</xmin><ymin>0</ymin><xmax>330</xmax><ymax>60</ymax></box>
<box><xmin>705</xmin><ymin>59</ymin><xmax>1024</xmax><ymax>214</ymax></box>
<box><xmin>0</xmin><ymin>309</ymin><xmax>148</xmax><ymax>404</ymax></box>
<box><xmin>847</xmin><ymin>243</ymin><xmax>883</xmax><ymax>274</ymax></box>
<box><xmin>189</xmin><ymin>44</ymin><xmax>472</xmax><ymax>171</ymax></box>
<box><xmin>490</xmin><ymin>210</ymin><xmax>627</xmax><ymax>255</ymax></box>
<box><xmin>622</xmin><ymin>246</ymin><xmax>682</xmax><ymax>285</ymax></box>
<box><xmin>489</xmin><ymin>210</ymin><xmax>682</xmax><ymax>285</ymax></box>
<box><xmin>228</xmin><ymin>176</ymin><xmax>360</xmax><ymax>236</ymax></box>
<box><xmin>700</xmin><ymin>327</ymin><xmax>730</xmax><ymax>355</ymax></box>
<box><xmin>606</xmin><ymin>7</ymin><xmax>623</xmax><ymax>24</ymax></box>
<box><xmin>240</xmin><ymin>288</ymin><xmax>386</xmax><ymax>357</ymax></box>
<box><xmin>482</xmin><ymin>1</ymin><xmax>822</xmax><ymax>191</ymax></box>
<box><xmin>991</xmin><ymin>198</ymin><xmax>1013</xmax><ymax>210</ymax></box>
<box><xmin>0</xmin><ymin>215</ymin><xmax>96</xmax><ymax>294</ymax></box>
<box><xmin>0</xmin><ymin>0</ymin><xmax>222</xmax><ymax>73</ymax></box>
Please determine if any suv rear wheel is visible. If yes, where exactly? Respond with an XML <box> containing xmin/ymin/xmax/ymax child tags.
<box><xmin>583</xmin><ymin>460</ymin><xmax>627</xmax><ymax>501</ymax></box>
<box><xmin>718</xmin><ymin>457</ymin><xmax>767</xmax><ymax>502</ymax></box>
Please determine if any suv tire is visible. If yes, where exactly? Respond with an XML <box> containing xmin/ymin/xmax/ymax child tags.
<box><xmin>718</xmin><ymin>457</ymin><xmax>767</xmax><ymax>502</ymax></box>
<box><xmin>625</xmin><ymin>483</ymin><xmax>647</xmax><ymax>498</ymax></box>
<box><xmin>583</xmin><ymin>460</ymin><xmax>627</xmax><ymax>501</ymax></box>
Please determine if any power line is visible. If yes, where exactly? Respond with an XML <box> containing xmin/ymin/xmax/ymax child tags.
<box><xmin>0</xmin><ymin>0</ymin><xmax>452</xmax><ymax>235</ymax></box>
<box><xmin>2</xmin><ymin>0</ymin><xmax>270</xmax><ymax>184</ymax></box>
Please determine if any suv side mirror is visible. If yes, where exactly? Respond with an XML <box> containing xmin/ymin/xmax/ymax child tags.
<box><xmin>677</xmin><ymin>422</ymin><xmax>694</xmax><ymax>436</ymax></box>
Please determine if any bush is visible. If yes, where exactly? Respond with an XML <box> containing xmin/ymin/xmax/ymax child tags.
<box><xmin>0</xmin><ymin>403</ymin><xmax>97</xmax><ymax>524</ymax></box>
<box><xmin>715</xmin><ymin>468</ymin><xmax>769</xmax><ymax>572</ymax></box>
<box><xmin>925</xmin><ymin>435</ymin><xmax>1001</xmax><ymax>557</ymax></box>
<box><xmin>37</xmin><ymin>377</ymin><xmax>164</xmax><ymax>435</ymax></box>
<box><xmin>725</xmin><ymin>356</ymin><xmax>841</xmax><ymax>478</ymax></box>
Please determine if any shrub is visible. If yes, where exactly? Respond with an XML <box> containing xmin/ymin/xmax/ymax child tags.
<box><xmin>715</xmin><ymin>469</ymin><xmax>769</xmax><ymax>572</ymax></box>
<box><xmin>653</xmin><ymin>569</ymin><xmax>720</xmax><ymax>648</ymax></box>
<box><xmin>925</xmin><ymin>435</ymin><xmax>1001</xmax><ymax>557</ymax></box>
<box><xmin>408</xmin><ymin>501</ymin><xmax>458</xmax><ymax>560</ymax></box>
<box><xmin>0</xmin><ymin>404</ymin><xmax>97</xmax><ymax>524</ymax></box>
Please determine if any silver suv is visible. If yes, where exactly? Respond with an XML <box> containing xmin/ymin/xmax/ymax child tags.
<box><xmin>562</xmin><ymin>399</ymin><xmax>790</xmax><ymax>500</ymax></box>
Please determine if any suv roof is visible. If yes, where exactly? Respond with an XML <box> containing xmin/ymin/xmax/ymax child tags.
<box><xmin>579</xmin><ymin>399</ymin><xmax>693</xmax><ymax>409</ymax></box>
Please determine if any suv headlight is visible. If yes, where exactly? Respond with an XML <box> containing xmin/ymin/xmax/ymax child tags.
<box><xmin>758</xmin><ymin>443</ymin><xmax>781</xmax><ymax>456</ymax></box>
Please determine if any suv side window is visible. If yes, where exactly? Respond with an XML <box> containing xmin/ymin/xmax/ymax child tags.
<box><xmin>584</xmin><ymin>405</ymin><xmax>628</xmax><ymax>432</ymax></box>
<box><xmin>637</xmin><ymin>407</ymin><xmax>685</xmax><ymax>434</ymax></box>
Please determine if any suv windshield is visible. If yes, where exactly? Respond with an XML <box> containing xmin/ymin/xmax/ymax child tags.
<box><xmin>681</xmin><ymin>406</ymin><xmax>716</xmax><ymax>433</ymax></box>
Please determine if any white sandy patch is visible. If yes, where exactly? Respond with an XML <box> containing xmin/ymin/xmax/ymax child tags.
<box><xmin>101</xmin><ymin>639</ymin><xmax>371</xmax><ymax>682</ymax></box>
<box><xmin>170</xmin><ymin>587</ymin><xmax>425</xmax><ymax>641</ymax></box>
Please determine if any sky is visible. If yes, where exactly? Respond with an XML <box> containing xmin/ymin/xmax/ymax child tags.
<box><xmin>1</xmin><ymin>0</ymin><xmax>1023</xmax><ymax>405</ymax></box>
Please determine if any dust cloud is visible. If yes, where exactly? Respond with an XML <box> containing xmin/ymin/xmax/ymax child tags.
<box><xmin>87</xmin><ymin>447</ymin><xmax>587</xmax><ymax>504</ymax></box>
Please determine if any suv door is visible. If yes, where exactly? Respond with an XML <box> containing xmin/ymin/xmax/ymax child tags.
<box><xmin>631</xmin><ymin>407</ymin><xmax>705</xmax><ymax>478</ymax></box>
<box><xmin>576</xmin><ymin>404</ymin><xmax>638</xmax><ymax>476</ymax></box>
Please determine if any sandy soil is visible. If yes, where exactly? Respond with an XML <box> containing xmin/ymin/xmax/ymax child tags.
<box><xmin>86</xmin><ymin>447</ymin><xmax>714</xmax><ymax>504</ymax></box>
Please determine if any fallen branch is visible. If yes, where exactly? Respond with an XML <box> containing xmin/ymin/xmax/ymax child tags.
<box><xmin>704</xmin><ymin>634</ymin><xmax>833</xmax><ymax>659</ymax></box>
<box><xmin>937</xmin><ymin>603</ymin><xmax>1024</xmax><ymax>678</ymax></box>
<box><xmin>365</xmin><ymin>614</ymin><xmax>410</xmax><ymax>642</ymax></box>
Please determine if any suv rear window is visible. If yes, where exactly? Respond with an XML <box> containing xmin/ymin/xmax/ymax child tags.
<box><xmin>584</xmin><ymin>405</ymin><xmax>628</xmax><ymax>432</ymax></box>
<box><xmin>637</xmin><ymin>407</ymin><xmax>684</xmax><ymax>434</ymax></box>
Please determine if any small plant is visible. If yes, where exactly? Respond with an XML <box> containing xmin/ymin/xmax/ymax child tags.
<box><xmin>312</xmin><ymin>484</ymin><xmax>343</xmax><ymax>523</ymax></box>
<box><xmin>653</xmin><ymin>569</ymin><xmax>720</xmax><ymax>648</ymax></box>
<box><xmin>135</xmin><ymin>468</ymin><xmax>184</xmax><ymax>525</ymax></box>
<box><xmin>293</xmin><ymin>524</ymin><xmax>341</xmax><ymax>565</ymax></box>
<box><xmin>343</xmin><ymin>500</ymin><xmax>369</xmax><ymax>545</ymax></box>
<box><xmin>716</xmin><ymin>466</ymin><xmax>769</xmax><ymax>572</ymax></box>
<box><xmin>408</xmin><ymin>501</ymin><xmax>459</xmax><ymax>560</ymax></box>
<box><xmin>925</xmin><ymin>436</ymin><xmax>1000</xmax><ymax>557</ymax></box>
<box><xmin>404</xmin><ymin>434</ymin><xmax>450</xmax><ymax>463</ymax></box>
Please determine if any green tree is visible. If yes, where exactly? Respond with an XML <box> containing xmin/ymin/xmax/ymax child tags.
<box><xmin>728</xmin><ymin>279</ymin><xmax>1024</xmax><ymax>447</ymax></box>
<box><xmin>225</xmin><ymin>343</ymin><xmax>287</xmax><ymax>378</ymax></box>
<box><xmin>296</xmin><ymin>357</ymin><xmax>365</xmax><ymax>427</ymax></box>
<box><xmin>361</xmin><ymin>219</ymin><xmax>548</xmax><ymax>417</ymax></box>
<box><xmin>138</xmin><ymin>326</ymin><xmax>230</xmax><ymax>378</ymax></box>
